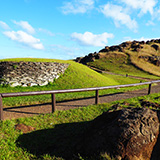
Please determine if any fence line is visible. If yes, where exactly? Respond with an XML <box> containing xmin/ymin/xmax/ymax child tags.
<box><xmin>0</xmin><ymin>80</ymin><xmax>160</xmax><ymax>120</ymax></box>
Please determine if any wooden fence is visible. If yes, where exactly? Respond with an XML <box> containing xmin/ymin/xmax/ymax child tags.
<box><xmin>0</xmin><ymin>80</ymin><xmax>160</xmax><ymax>120</ymax></box>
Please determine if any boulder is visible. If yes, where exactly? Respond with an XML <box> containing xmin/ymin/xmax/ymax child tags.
<box><xmin>109</xmin><ymin>45</ymin><xmax>124</xmax><ymax>52</ymax></box>
<box><xmin>77</xmin><ymin>108</ymin><xmax>159</xmax><ymax>160</ymax></box>
<box><xmin>151</xmin><ymin>44</ymin><xmax>159</xmax><ymax>51</ymax></box>
<box><xmin>154</xmin><ymin>39</ymin><xmax>160</xmax><ymax>43</ymax></box>
<box><xmin>139</xmin><ymin>41</ymin><xmax>146</xmax><ymax>44</ymax></box>
<box><xmin>119</xmin><ymin>41</ymin><xmax>131</xmax><ymax>48</ymax></box>
<box><xmin>131</xmin><ymin>44</ymin><xmax>143</xmax><ymax>52</ymax></box>
<box><xmin>99</xmin><ymin>48</ymin><xmax>109</xmax><ymax>53</ymax></box>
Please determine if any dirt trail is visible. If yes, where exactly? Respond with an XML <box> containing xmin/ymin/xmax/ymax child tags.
<box><xmin>88</xmin><ymin>66</ymin><xmax>156</xmax><ymax>81</ymax></box>
<box><xmin>3</xmin><ymin>83</ymin><xmax>160</xmax><ymax>120</ymax></box>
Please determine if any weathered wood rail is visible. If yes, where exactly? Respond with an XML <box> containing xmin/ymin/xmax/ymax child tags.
<box><xmin>0</xmin><ymin>80</ymin><xmax>160</xmax><ymax>120</ymax></box>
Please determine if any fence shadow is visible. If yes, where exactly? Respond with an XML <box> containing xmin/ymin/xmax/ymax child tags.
<box><xmin>4</xmin><ymin>92</ymin><xmax>124</xmax><ymax>115</ymax></box>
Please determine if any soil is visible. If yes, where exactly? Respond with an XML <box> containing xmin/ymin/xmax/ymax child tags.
<box><xmin>2</xmin><ymin>83</ymin><xmax>160</xmax><ymax>120</ymax></box>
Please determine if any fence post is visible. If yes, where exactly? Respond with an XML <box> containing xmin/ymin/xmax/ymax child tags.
<box><xmin>51</xmin><ymin>94</ymin><xmax>56</xmax><ymax>113</ymax></box>
<box><xmin>148</xmin><ymin>84</ymin><xmax>152</xmax><ymax>95</ymax></box>
<box><xmin>0</xmin><ymin>95</ymin><xmax>3</xmax><ymax>121</ymax></box>
<box><xmin>95</xmin><ymin>90</ymin><xmax>99</xmax><ymax>104</ymax></box>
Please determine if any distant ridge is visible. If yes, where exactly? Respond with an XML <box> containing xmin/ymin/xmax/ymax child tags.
<box><xmin>75</xmin><ymin>39</ymin><xmax>160</xmax><ymax>76</ymax></box>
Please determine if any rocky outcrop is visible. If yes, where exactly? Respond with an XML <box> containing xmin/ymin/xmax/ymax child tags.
<box><xmin>139</xmin><ymin>55</ymin><xmax>160</xmax><ymax>66</ymax></box>
<box><xmin>75</xmin><ymin>52</ymin><xmax>99</xmax><ymax>64</ymax></box>
<box><xmin>99</xmin><ymin>45</ymin><xmax>124</xmax><ymax>53</ymax></box>
<box><xmin>0</xmin><ymin>61</ymin><xmax>69</xmax><ymax>87</ymax></box>
<box><xmin>151</xmin><ymin>44</ymin><xmax>159</xmax><ymax>51</ymax></box>
<box><xmin>75</xmin><ymin>38</ymin><xmax>160</xmax><ymax>65</ymax></box>
<box><xmin>77</xmin><ymin>108</ymin><xmax>159</xmax><ymax>160</ymax></box>
<box><xmin>131</xmin><ymin>43</ymin><xmax>143</xmax><ymax>52</ymax></box>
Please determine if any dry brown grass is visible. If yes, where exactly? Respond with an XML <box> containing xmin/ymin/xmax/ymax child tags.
<box><xmin>126</xmin><ymin>44</ymin><xmax>160</xmax><ymax>76</ymax></box>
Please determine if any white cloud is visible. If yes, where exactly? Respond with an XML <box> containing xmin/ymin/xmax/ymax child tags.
<box><xmin>3</xmin><ymin>30</ymin><xmax>44</xmax><ymax>50</ymax></box>
<box><xmin>0</xmin><ymin>21</ymin><xmax>10</xmax><ymax>30</ymax></box>
<box><xmin>120</xmin><ymin>0</ymin><xmax>157</xmax><ymax>15</ymax></box>
<box><xmin>13</xmin><ymin>20</ymin><xmax>35</xmax><ymax>34</ymax></box>
<box><xmin>61</xmin><ymin>0</ymin><xmax>94</xmax><ymax>14</ymax></box>
<box><xmin>123</xmin><ymin>36</ymin><xmax>160</xmax><ymax>42</ymax></box>
<box><xmin>71</xmin><ymin>31</ymin><xmax>114</xmax><ymax>47</ymax></box>
<box><xmin>153</xmin><ymin>7</ymin><xmax>160</xmax><ymax>20</ymax></box>
<box><xmin>146</xmin><ymin>20</ymin><xmax>155</xmax><ymax>26</ymax></box>
<box><xmin>38</xmin><ymin>28</ymin><xmax>55</xmax><ymax>36</ymax></box>
<box><xmin>138</xmin><ymin>37</ymin><xmax>160</xmax><ymax>41</ymax></box>
<box><xmin>100</xmin><ymin>3</ymin><xmax>138</xmax><ymax>32</ymax></box>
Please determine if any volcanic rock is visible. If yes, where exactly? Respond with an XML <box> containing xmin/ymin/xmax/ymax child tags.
<box><xmin>77</xmin><ymin>107</ymin><xmax>159</xmax><ymax>160</ymax></box>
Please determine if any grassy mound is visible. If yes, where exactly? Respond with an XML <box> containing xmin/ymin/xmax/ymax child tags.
<box><xmin>1</xmin><ymin>58</ymin><xmax>118</xmax><ymax>89</ymax></box>
<box><xmin>0</xmin><ymin>58</ymin><xmax>149</xmax><ymax>107</ymax></box>
<box><xmin>0</xmin><ymin>58</ymin><xmax>120</xmax><ymax>106</ymax></box>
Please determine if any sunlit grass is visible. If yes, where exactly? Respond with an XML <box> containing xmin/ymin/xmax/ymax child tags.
<box><xmin>0</xmin><ymin>58</ymin><xmax>149</xmax><ymax>107</ymax></box>
<box><xmin>0</xmin><ymin>92</ymin><xmax>160</xmax><ymax>159</ymax></box>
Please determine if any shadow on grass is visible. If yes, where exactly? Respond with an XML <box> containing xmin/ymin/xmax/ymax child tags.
<box><xmin>16</xmin><ymin>121</ymin><xmax>91</xmax><ymax>160</ymax></box>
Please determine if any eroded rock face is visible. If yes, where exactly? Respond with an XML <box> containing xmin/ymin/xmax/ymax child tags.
<box><xmin>0</xmin><ymin>61</ymin><xmax>69</xmax><ymax>87</ymax></box>
<box><xmin>139</xmin><ymin>55</ymin><xmax>160</xmax><ymax>66</ymax></box>
<box><xmin>78</xmin><ymin>108</ymin><xmax>159</xmax><ymax>160</ymax></box>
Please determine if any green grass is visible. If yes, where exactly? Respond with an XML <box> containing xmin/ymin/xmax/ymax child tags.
<box><xmin>1</xmin><ymin>92</ymin><xmax>160</xmax><ymax>159</ymax></box>
<box><xmin>0</xmin><ymin>58</ymin><xmax>118</xmax><ymax>106</ymax></box>
<box><xmin>0</xmin><ymin>58</ymin><xmax>148</xmax><ymax>107</ymax></box>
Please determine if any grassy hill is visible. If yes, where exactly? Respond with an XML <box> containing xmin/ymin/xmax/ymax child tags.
<box><xmin>0</xmin><ymin>58</ymin><xmax>118</xmax><ymax>89</ymax></box>
<box><xmin>77</xmin><ymin>39</ymin><xmax>160</xmax><ymax>79</ymax></box>
<box><xmin>0</xmin><ymin>58</ymin><xmax>118</xmax><ymax>106</ymax></box>
<box><xmin>0</xmin><ymin>53</ymin><xmax>160</xmax><ymax>159</ymax></box>
<box><xmin>0</xmin><ymin>58</ymin><xmax>147</xmax><ymax>107</ymax></box>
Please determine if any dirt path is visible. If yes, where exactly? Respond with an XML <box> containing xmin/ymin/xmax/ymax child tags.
<box><xmin>3</xmin><ymin>83</ymin><xmax>160</xmax><ymax>120</ymax></box>
<box><xmin>88</xmin><ymin>66</ymin><xmax>156</xmax><ymax>81</ymax></box>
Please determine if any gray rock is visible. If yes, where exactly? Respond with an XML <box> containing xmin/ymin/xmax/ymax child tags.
<box><xmin>39</xmin><ymin>81</ymin><xmax>48</xmax><ymax>86</ymax></box>
<box><xmin>0</xmin><ymin>61</ymin><xmax>69</xmax><ymax>87</ymax></box>
<box><xmin>10</xmin><ymin>82</ymin><xmax>21</xmax><ymax>87</ymax></box>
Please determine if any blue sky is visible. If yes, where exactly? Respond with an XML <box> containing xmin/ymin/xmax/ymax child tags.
<box><xmin>0</xmin><ymin>0</ymin><xmax>160</xmax><ymax>60</ymax></box>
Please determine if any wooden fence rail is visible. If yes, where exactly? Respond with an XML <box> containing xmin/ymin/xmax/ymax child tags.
<box><xmin>0</xmin><ymin>80</ymin><xmax>160</xmax><ymax>120</ymax></box>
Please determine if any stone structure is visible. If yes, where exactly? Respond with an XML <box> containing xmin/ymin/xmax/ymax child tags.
<box><xmin>0</xmin><ymin>61</ymin><xmax>69</xmax><ymax>87</ymax></box>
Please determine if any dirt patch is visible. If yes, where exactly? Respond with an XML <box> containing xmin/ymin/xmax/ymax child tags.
<box><xmin>15</xmin><ymin>124</ymin><xmax>36</xmax><ymax>133</ymax></box>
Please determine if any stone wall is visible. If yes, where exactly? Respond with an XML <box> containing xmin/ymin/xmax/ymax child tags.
<box><xmin>0</xmin><ymin>61</ymin><xmax>69</xmax><ymax>87</ymax></box>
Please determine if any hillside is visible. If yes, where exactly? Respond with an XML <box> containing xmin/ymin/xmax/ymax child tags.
<box><xmin>75</xmin><ymin>39</ymin><xmax>160</xmax><ymax>78</ymax></box>
<box><xmin>0</xmin><ymin>58</ymin><xmax>150</xmax><ymax>107</ymax></box>
<box><xmin>0</xmin><ymin>58</ymin><xmax>118</xmax><ymax>89</ymax></box>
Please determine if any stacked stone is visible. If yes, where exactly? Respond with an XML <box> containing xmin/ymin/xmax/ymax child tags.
<box><xmin>0</xmin><ymin>61</ymin><xmax>69</xmax><ymax>87</ymax></box>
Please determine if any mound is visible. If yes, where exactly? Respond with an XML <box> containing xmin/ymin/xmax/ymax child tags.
<box><xmin>0</xmin><ymin>58</ymin><xmax>118</xmax><ymax>89</ymax></box>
